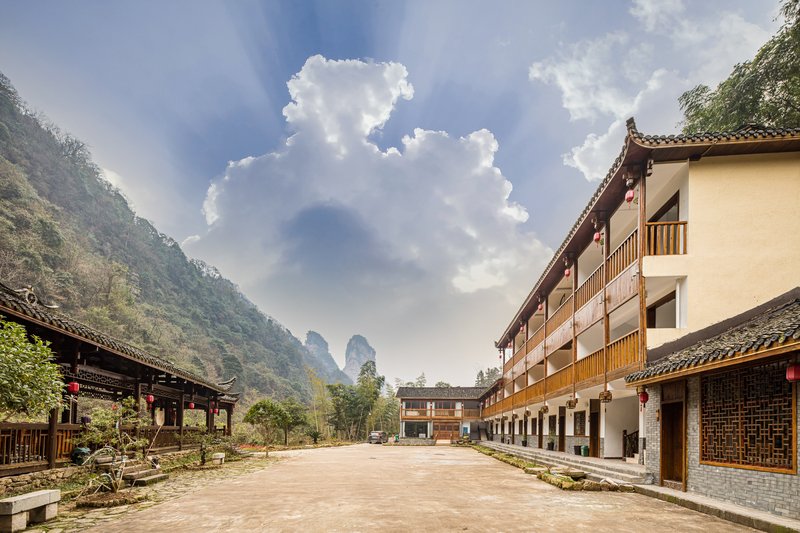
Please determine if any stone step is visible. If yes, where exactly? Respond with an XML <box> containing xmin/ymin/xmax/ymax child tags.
<box><xmin>131</xmin><ymin>473</ymin><xmax>169</xmax><ymax>487</ymax></box>
<box><xmin>480</xmin><ymin>441</ymin><xmax>652</xmax><ymax>484</ymax></box>
<box><xmin>123</xmin><ymin>468</ymin><xmax>160</xmax><ymax>481</ymax></box>
<box><xmin>489</xmin><ymin>442</ymin><xmax>645</xmax><ymax>478</ymax></box>
<box><xmin>435</xmin><ymin>440</ymin><xmax>451</xmax><ymax>446</ymax></box>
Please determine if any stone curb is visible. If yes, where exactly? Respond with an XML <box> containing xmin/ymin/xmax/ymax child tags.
<box><xmin>634</xmin><ymin>485</ymin><xmax>800</xmax><ymax>533</ymax></box>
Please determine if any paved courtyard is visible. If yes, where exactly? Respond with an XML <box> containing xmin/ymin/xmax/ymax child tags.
<box><xmin>80</xmin><ymin>444</ymin><xmax>751</xmax><ymax>532</ymax></box>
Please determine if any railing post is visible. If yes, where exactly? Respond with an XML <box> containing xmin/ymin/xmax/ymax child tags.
<box><xmin>47</xmin><ymin>408</ymin><xmax>58</xmax><ymax>469</ymax></box>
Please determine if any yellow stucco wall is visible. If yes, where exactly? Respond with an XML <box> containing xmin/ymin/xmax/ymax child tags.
<box><xmin>673</xmin><ymin>151</ymin><xmax>800</xmax><ymax>332</ymax></box>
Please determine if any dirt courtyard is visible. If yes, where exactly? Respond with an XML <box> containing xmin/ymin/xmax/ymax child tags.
<box><xmin>83</xmin><ymin>444</ymin><xmax>751</xmax><ymax>532</ymax></box>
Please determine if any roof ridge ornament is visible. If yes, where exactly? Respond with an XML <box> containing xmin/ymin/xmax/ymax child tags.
<box><xmin>13</xmin><ymin>285</ymin><xmax>60</xmax><ymax>309</ymax></box>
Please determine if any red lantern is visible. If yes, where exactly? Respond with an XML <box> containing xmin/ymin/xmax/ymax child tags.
<box><xmin>537</xmin><ymin>303</ymin><xmax>543</xmax><ymax>312</ymax></box>
<box><xmin>625</xmin><ymin>189</ymin><xmax>635</xmax><ymax>203</ymax></box>
<box><xmin>564</xmin><ymin>268</ymin><xmax>570</xmax><ymax>278</ymax></box>
<box><xmin>188</xmin><ymin>402</ymin><xmax>195</xmax><ymax>410</ymax></box>
<box><xmin>214</xmin><ymin>408</ymin><xmax>219</xmax><ymax>415</ymax></box>
<box><xmin>67</xmin><ymin>381</ymin><xmax>80</xmax><ymax>395</ymax></box>
<box><xmin>593</xmin><ymin>231</ymin><xmax>602</xmax><ymax>243</ymax></box>
<box><xmin>146</xmin><ymin>394</ymin><xmax>155</xmax><ymax>404</ymax></box>
<box><xmin>787</xmin><ymin>364</ymin><xmax>800</xmax><ymax>382</ymax></box>
<box><xmin>639</xmin><ymin>390</ymin><xmax>649</xmax><ymax>405</ymax></box>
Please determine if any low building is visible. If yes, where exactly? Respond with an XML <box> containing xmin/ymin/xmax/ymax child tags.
<box><xmin>396</xmin><ymin>387</ymin><xmax>486</xmax><ymax>441</ymax></box>
<box><xmin>626</xmin><ymin>289</ymin><xmax>799</xmax><ymax>518</ymax></box>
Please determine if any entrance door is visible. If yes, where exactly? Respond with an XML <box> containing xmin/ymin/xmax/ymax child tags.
<box><xmin>660</xmin><ymin>381</ymin><xmax>686</xmax><ymax>490</ymax></box>
<box><xmin>537</xmin><ymin>413</ymin><xmax>543</xmax><ymax>448</ymax></box>
<box><xmin>558</xmin><ymin>407</ymin><xmax>566</xmax><ymax>452</ymax></box>
<box><xmin>589</xmin><ymin>399</ymin><xmax>600</xmax><ymax>457</ymax></box>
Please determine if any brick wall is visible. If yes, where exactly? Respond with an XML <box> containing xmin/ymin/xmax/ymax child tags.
<box><xmin>647</xmin><ymin>377</ymin><xmax>800</xmax><ymax>520</ymax></box>
<box><xmin>686</xmin><ymin>376</ymin><xmax>800</xmax><ymax>520</ymax></box>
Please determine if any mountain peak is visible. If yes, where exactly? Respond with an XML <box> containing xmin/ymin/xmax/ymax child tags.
<box><xmin>343</xmin><ymin>334</ymin><xmax>376</xmax><ymax>382</ymax></box>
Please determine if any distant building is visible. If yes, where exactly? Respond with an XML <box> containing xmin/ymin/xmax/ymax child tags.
<box><xmin>396</xmin><ymin>387</ymin><xmax>486</xmax><ymax>441</ymax></box>
<box><xmin>480</xmin><ymin>119</ymin><xmax>800</xmax><ymax>519</ymax></box>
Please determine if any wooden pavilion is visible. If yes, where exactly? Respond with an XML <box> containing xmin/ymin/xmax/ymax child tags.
<box><xmin>0</xmin><ymin>282</ymin><xmax>238</xmax><ymax>476</ymax></box>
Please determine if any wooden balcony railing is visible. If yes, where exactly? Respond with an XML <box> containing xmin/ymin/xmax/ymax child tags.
<box><xmin>608</xmin><ymin>330</ymin><xmax>639</xmax><ymax>371</ymax></box>
<box><xmin>575</xmin><ymin>264</ymin><xmax>603</xmax><ymax>310</ymax></box>
<box><xmin>546</xmin><ymin>295</ymin><xmax>573</xmax><ymax>334</ymax></box>
<box><xmin>526</xmin><ymin>325</ymin><xmax>545</xmax><ymax>353</ymax></box>
<box><xmin>607</xmin><ymin>229</ymin><xmax>638</xmax><ymax>281</ymax></box>
<box><xmin>545</xmin><ymin>365</ymin><xmax>573</xmax><ymax>395</ymax></box>
<box><xmin>646</xmin><ymin>221</ymin><xmax>687</xmax><ymax>256</ymax></box>
<box><xmin>463</xmin><ymin>409</ymin><xmax>481</xmax><ymax>419</ymax></box>
<box><xmin>575</xmin><ymin>348</ymin><xmax>604</xmax><ymax>384</ymax></box>
<box><xmin>526</xmin><ymin>379</ymin><xmax>544</xmax><ymax>403</ymax></box>
<box><xmin>401</xmin><ymin>409</ymin><xmax>430</xmax><ymax>418</ymax></box>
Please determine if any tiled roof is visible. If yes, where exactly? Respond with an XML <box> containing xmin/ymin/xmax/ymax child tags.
<box><xmin>0</xmin><ymin>283</ymin><xmax>236</xmax><ymax>394</ymax></box>
<box><xmin>626</xmin><ymin>290</ymin><xmax>800</xmax><ymax>384</ymax></box>
<box><xmin>496</xmin><ymin>118</ymin><xmax>800</xmax><ymax>347</ymax></box>
<box><xmin>629</xmin><ymin>123</ymin><xmax>800</xmax><ymax>146</ymax></box>
<box><xmin>395</xmin><ymin>386</ymin><xmax>487</xmax><ymax>400</ymax></box>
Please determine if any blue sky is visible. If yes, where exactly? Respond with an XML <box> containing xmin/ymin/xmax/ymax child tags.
<box><xmin>0</xmin><ymin>1</ymin><xmax>781</xmax><ymax>384</ymax></box>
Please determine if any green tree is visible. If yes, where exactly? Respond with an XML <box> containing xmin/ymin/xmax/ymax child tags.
<box><xmin>414</xmin><ymin>373</ymin><xmax>426</xmax><ymax>387</ymax></box>
<box><xmin>274</xmin><ymin>397</ymin><xmax>307</xmax><ymax>446</ymax></box>
<box><xmin>243</xmin><ymin>399</ymin><xmax>284</xmax><ymax>455</ymax></box>
<box><xmin>434</xmin><ymin>381</ymin><xmax>451</xmax><ymax>388</ymax></box>
<box><xmin>475</xmin><ymin>367</ymin><xmax>500</xmax><ymax>387</ymax></box>
<box><xmin>0</xmin><ymin>317</ymin><xmax>63</xmax><ymax>421</ymax></box>
<box><xmin>679</xmin><ymin>0</ymin><xmax>800</xmax><ymax>132</ymax></box>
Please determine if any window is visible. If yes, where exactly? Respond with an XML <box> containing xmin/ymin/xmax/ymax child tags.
<box><xmin>405</xmin><ymin>400</ymin><xmax>427</xmax><ymax>410</ymax></box>
<box><xmin>700</xmin><ymin>360</ymin><xmax>795</xmax><ymax>472</ymax></box>
<box><xmin>434</xmin><ymin>401</ymin><xmax>455</xmax><ymax>410</ymax></box>
<box><xmin>574</xmin><ymin>411</ymin><xmax>586</xmax><ymax>436</ymax></box>
<box><xmin>647</xmin><ymin>292</ymin><xmax>677</xmax><ymax>329</ymax></box>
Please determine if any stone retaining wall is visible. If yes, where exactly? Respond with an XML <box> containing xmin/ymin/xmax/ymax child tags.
<box><xmin>0</xmin><ymin>466</ymin><xmax>87</xmax><ymax>497</ymax></box>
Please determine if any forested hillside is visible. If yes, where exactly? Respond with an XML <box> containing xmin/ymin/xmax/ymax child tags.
<box><xmin>0</xmin><ymin>72</ymin><xmax>334</xmax><ymax>403</ymax></box>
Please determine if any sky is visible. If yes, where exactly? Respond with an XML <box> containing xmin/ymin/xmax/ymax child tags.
<box><xmin>0</xmin><ymin>0</ymin><xmax>781</xmax><ymax>386</ymax></box>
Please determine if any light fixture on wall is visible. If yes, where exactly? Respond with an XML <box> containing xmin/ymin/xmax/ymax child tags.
<box><xmin>599</xmin><ymin>390</ymin><xmax>612</xmax><ymax>403</ymax></box>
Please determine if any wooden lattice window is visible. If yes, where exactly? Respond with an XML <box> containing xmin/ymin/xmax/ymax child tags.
<box><xmin>700</xmin><ymin>359</ymin><xmax>796</xmax><ymax>473</ymax></box>
<box><xmin>574</xmin><ymin>411</ymin><xmax>586</xmax><ymax>436</ymax></box>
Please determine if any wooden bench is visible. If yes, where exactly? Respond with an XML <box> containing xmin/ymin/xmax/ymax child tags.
<box><xmin>0</xmin><ymin>489</ymin><xmax>60</xmax><ymax>532</ymax></box>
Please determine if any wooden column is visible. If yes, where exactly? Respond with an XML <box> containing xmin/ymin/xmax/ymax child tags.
<box><xmin>543</xmin><ymin>295</ymin><xmax>548</xmax><ymax>403</ymax></box>
<box><xmin>637</xmin><ymin>165</ymin><xmax>649</xmax><ymax>369</ymax></box>
<box><xmin>178</xmin><ymin>394</ymin><xmax>185</xmax><ymax>450</ymax></box>
<box><xmin>226</xmin><ymin>405</ymin><xmax>233</xmax><ymax>437</ymax></box>
<box><xmin>571</xmin><ymin>255</ymin><xmax>578</xmax><ymax>399</ymax></box>
<box><xmin>47</xmin><ymin>408</ymin><xmax>58</xmax><ymax>469</ymax></box>
<box><xmin>134</xmin><ymin>382</ymin><xmax>143</xmax><ymax>439</ymax></box>
<box><xmin>603</xmin><ymin>214</ymin><xmax>611</xmax><ymax>391</ymax></box>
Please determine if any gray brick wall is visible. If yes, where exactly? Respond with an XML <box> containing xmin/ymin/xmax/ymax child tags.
<box><xmin>644</xmin><ymin>385</ymin><xmax>660</xmax><ymax>480</ymax></box>
<box><xmin>647</xmin><ymin>376</ymin><xmax>800</xmax><ymax>520</ymax></box>
<box><xmin>685</xmin><ymin>376</ymin><xmax>800</xmax><ymax>520</ymax></box>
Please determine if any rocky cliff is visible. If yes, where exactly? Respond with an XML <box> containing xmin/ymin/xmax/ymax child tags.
<box><xmin>304</xmin><ymin>331</ymin><xmax>352</xmax><ymax>384</ymax></box>
<box><xmin>342</xmin><ymin>334</ymin><xmax>377</xmax><ymax>382</ymax></box>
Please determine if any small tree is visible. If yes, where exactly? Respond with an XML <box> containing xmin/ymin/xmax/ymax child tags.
<box><xmin>275</xmin><ymin>398</ymin><xmax>307</xmax><ymax>446</ymax></box>
<box><xmin>80</xmin><ymin>397</ymin><xmax>150</xmax><ymax>492</ymax></box>
<box><xmin>243</xmin><ymin>399</ymin><xmax>284</xmax><ymax>456</ymax></box>
<box><xmin>0</xmin><ymin>317</ymin><xmax>63</xmax><ymax>421</ymax></box>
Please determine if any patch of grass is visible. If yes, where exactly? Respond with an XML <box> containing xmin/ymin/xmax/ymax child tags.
<box><xmin>470</xmin><ymin>444</ymin><xmax>540</xmax><ymax>470</ymax></box>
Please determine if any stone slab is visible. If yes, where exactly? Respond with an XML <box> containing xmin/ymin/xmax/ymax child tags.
<box><xmin>0</xmin><ymin>490</ymin><xmax>60</xmax><ymax>515</ymax></box>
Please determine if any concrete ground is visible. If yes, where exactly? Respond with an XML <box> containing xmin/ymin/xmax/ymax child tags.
<box><xmin>82</xmin><ymin>444</ymin><xmax>753</xmax><ymax>532</ymax></box>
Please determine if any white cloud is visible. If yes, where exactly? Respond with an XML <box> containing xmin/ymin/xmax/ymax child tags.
<box><xmin>185</xmin><ymin>56</ymin><xmax>552</xmax><ymax>378</ymax></box>
<box><xmin>529</xmin><ymin>32</ymin><xmax>634</xmax><ymax>122</ymax></box>
<box><xmin>629</xmin><ymin>0</ymin><xmax>685</xmax><ymax>32</ymax></box>
<box><xmin>100</xmin><ymin>167</ymin><xmax>136</xmax><ymax>212</ymax></box>
<box><xmin>532</xmin><ymin>1</ymin><xmax>773</xmax><ymax>181</ymax></box>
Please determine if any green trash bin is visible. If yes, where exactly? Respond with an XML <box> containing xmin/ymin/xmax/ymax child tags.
<box><xmin>581</xmin><ymin>445</ymin><xmax>589</xmax><ymax>457</ymax></box>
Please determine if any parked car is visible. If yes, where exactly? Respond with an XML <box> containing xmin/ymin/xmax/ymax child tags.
<box><xmin>368</xmin><ymin>431</ymin><xmax>388</xmax><ymax>444</ymax></box>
